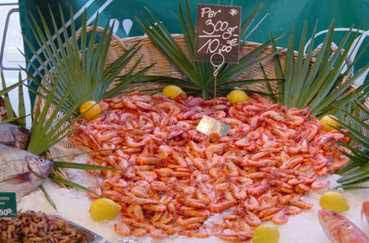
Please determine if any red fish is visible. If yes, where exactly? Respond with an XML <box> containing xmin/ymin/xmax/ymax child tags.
<box><xmin>319</xmin><ymin>209</ymin><xmax>369</xmax><ymax>243</ymax></box>
<box><xmin>0</xmin><ymin>144</ymin><xmax>53</xmax><ymax>200</ymax></box>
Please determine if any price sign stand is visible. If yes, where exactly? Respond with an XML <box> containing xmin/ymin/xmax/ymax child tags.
<box><xmin>196</xmin><ymin>4</ymin><xmax>241</xmax><ymax>97</ymax></box>
<box><xmin>211</xmin><ymin>54</ymin><xmax>224</xmax><ymax>98</ymax></box>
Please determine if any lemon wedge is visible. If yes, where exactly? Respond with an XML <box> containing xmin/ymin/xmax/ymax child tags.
<box><xmin>80</xmin><ymin>100</ymin><xmax>102</xmax><ymax>121</ymax></box>
<box><xmin>252</xmin><ymin>225</ymin><xmax>280</xmax><ymax>243</ymax></box>
<box><xmin>320</xmin><ymin>191</ymin><xmax>349</xmax><ymax>213</ymax></box>
<box><xmin>319</xmin><ymin>115</ymin><xmax>340</xmax><ymax>132</ymax></box>
<box><xmin>227</xmin><ymin>90</ymin><xmax>249</xmax><ymax>104</ymax></box>
<box><xmin>89</xmin><ymin>198</ymin><xmax>121</xmax><ymax>221</ymax></box>
<box><xmin>162</xmin><ymin>85</ymin><xmax>184</xmax><ymax>99</ymax></box>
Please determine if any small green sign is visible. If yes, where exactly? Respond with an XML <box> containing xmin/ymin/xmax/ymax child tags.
<box><xmin>0</xmin><ymin>192</ymin><xmax>17</xmax><ymax>218</ymax></box>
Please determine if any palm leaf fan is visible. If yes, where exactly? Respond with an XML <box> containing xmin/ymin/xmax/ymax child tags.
<box><xmin>272</xmin><ymin>22</ymin><xmax>369</xmax><ymax>117</ymax></box>
<box><xmin>335</xmin><ymin>100</ymin><xmax>369</xmax><ymax>189</ymax></box>
<box><xmin>0</xmin><ymin>74</ymin><xmax>116</xmax><ymax>195</ymax></box>
<box><xmin>26</xmin><ymin>75</ymin><xmax>78</xmax><ymax>155</ymax></box>
<box><xmin>0</xmin><ymin>70</ymin><xmax>74</xmax><ymax>155</ymax></box>
<box><xmin>0</xmin><ymin>73</ymin><xmax>105</xmax><ymax>194</ymax></box>
<box><xmin>136</xmin><ymin>0</ymin><xmax>277</xmax><ymax>99</ymax></box>
<box><xmin>24</xmin><ymin>6</ymin><xmax>149</xmax><ymax>113</ymax></box>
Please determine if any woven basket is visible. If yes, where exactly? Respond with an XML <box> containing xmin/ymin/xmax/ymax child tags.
<box><xmin>42</xmin><ymin>35</ymin><xmax>286</xmax><ymax>159</ymax></box>
<box><xmin>106</xmin><ymin>35</ymin><xmax>286</xmax><ymax>93</ymax></box>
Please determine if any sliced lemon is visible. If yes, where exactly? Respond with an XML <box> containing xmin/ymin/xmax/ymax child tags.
<box><xmin>162</xmin><ymin>85</ymin><xmax>184</xmax><ymax>99</ymax></box>
<box><xmin>319</xmin><ymin>115</ymin><xmax>340</xmax><ymax>132</ymax></box>
<box><xmin>89</xmin><ymin>198</ymin><xmax>121</xmax><ymax>221</ymax></box>
<box><xmin>80</xmin><ymin>100</ymin><xmax>102</xmax><ymax>121</ymax></box>
<box><xmin>320</xmin><ymin>191</ymin><xmax>349</xmax><ymax>213</ymax></box>
<box><xmin>252</xmin><ymin>225</ymin><xmax>280</xmax><ymax>243</ymax></box>
<box><xmin>227</xmin><ymin>90</ymin><xmax>249</xmax><ymax>104</ymax></box>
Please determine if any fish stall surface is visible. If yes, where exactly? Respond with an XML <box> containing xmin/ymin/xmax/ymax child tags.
<box><xmin>0</xmin><ymin>144</ymin><xmax>53</xmax><ymax>200</ymax></box>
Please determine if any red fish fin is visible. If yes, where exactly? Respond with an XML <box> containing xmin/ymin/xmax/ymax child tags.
<box><xmin>2</xmin><ymin>172</ymin><xmax>31</xmax><ymax>184</ymax></box>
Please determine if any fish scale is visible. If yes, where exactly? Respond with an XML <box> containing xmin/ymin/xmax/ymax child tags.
<box><xmin>0</xmin><ymin>159</ymin><xmax>28</xmax><ymax>182</ymax></box>
<box><xmin>0</xmin><ymin>144</ymin><xmax>31</xmax><ymax>181</ymax></box>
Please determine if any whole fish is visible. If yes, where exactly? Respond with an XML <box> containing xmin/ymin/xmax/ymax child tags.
<box><xmin>0</xmin><ymin>144</ymin><xmax>53</xmax><ymax>200</ymax></box>
<box><xmin>0</xmin><ymin>123</ymin><xmax>30</xmax><ymax>149</ymax></box>
<box><xmin>319</xmin><ymin>209</ymin><xmax>369</xmax><ymax>243</ymax></box>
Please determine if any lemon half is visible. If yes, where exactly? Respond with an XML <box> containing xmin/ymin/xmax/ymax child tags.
<box><xmin>252</xmin><ymin>225</ymin><xmax>280</xmax><ymax>243</ymax></box>
<box><xmin>162</xmin><ymin>85</ymin><xmax>184</xmax><ymax>99</ymax></box>
<box><xmin>227</xmin><ymin>90</ymin><xmax>250</xmax><ymax>104</ymax></box>
<box><xmin>89</xmin><ymin>198</ymin><xmax>121</xmax><ymax>221</ymax></box>
<box><xmin>320</xmin><ymin>191</ymin><xmax>349</xmax><ymax>213</ymax></box>
<box><xmin>319</xmin><ymin>115</ymin><xmax>340</xmax><ymax>132</ymax></box>
<box><xmin>80</xmin><ymin>100</ymin><xmax>102</xmax><ymax>121</ymax></box>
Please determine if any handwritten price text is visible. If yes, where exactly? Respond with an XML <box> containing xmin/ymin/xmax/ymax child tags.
<box><xmin>197</xmin><ymin>5</ymin><xmax>241</xmax><ymax>66</ymax></box>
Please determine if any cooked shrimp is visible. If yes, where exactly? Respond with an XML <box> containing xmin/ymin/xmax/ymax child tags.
<box><xmin>71</xmin><ymin>92</ymin><xmax>348</xmax><ymax>241</ymax></box>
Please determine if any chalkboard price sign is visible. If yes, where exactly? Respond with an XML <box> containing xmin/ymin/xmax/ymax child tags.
<box><xmin>196</xmin><ymin>4</ymin><xmax>241</xmax><ymax>67</ymax></box>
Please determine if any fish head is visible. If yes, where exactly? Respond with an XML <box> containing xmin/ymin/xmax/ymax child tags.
<box><xmin>319</xmin><ymin>209</ymin><xmax>337</xmax><ymax>225</ymax></box>
<box><xmin>26</xmin><ymin>156</ymin><xmax>53</xmax><ymax>178</ymax></box>
<box><xmin>318</xmin><ymin>209</ymin><xmax>341</xmax><ymax>241</ymax></box>
<box><xmin>318</xmin><ymin>209</ymin><xmax>346</xmax><ymax>228</ymax></box>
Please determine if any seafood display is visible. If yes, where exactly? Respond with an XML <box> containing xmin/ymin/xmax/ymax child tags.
<box><xmin>319</xmin><ymin>209</ymin><xmax>369</xmax><ymax>243</ymax></box>
<box><xmin>0</xmin><ymin>211</ymin><xmax>98</xmax><ymax>242</ymax></box>
<box><xmin>71</xmin><ymin>92</ymin><xmax>348</xmax><ymax>241</ymax></box>
<box><xmin>2</xmin><ymin>0</ymin><xmax>369</xmax><ymax>241</ymax></box>
<box><xmin>0</xmin><ymin>144</ymin><xmax>53</xmax><ymax>200</ymax></box>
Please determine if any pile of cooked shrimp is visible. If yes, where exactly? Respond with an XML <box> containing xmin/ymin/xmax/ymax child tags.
<box><xmin>71</xmin><ymin>92</ymin><xmax>348</xmax><ymax>241</ymax></box>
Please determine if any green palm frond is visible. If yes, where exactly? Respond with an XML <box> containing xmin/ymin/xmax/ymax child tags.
<box><xmin>0</xmin><ymin>74</ymin><xmax>21</xmax><ymax>97</ymax></box>
<box><xmin>50</xmin><ymin>160</ymin><xmax>114</xmax><ymax>191</ymax></box>
<box><xmin>1</xmin><ymin>71</ymin><xmax>16</xmax><ymax>121</ymax></box>
<box><xmin>137</xmin><ymin>0</ymin><xmax>276</xmax><ymax>99</ymax></box>
<box><xmin>25</xmin><ymin>68</ymin><xmax>79</xmax><ymax>155</ymax></box>
<box><xmin>272</xmin><ymin>22</ymin><xmax>369</xmax><ymax>117</ymax></box>
<box><xmin>259</xmin><ymin>63</ymin><xmax>278</xmax><ymax>102</ymax></box>
<box><xmin>17</xmin><ymin>73</ymin><xmax>26</xmax><ymax>127</ymax></box>
<box><xmin>26</xmin><ymin>76</ymin><xmax>79</xmax><ymax>155</ymax></box>
<box><xmin>0</xmin><ymin>71</ymin><xmax>30</xmax><ymax>127</ymax></box>
<box><xmin>53</xmin><ymin>161</ymin><xmax>116</xmax><ymax>171</ymax></box>
<box><xmin>21</xmin><ymin>7</ymin><xmax>137</xmax><ymax>191</ymax></box>
<box><xmin>336</xmin><ymin>101</ymin><xmax>369</xmax><ymax>188</ymax></box>
<box><xmin>49</xmin><ymin>172</ymin><xmax>92</xmax><ymax>192</ymax></box>
<box><xmin>24</xmin><ymin>7</ymin><xmax>148</xmax><ymax>113</ymax></box>
<box><xmin>40</xmin><ymin>185</ymin><xmax>57</xmax><ymax>210</ymax></box>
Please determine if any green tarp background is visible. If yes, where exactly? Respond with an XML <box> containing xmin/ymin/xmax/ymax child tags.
<box><xmin>19</xmin><ymin>0</ymin><xmax>369</xmax><ymax>103</ymax></box>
